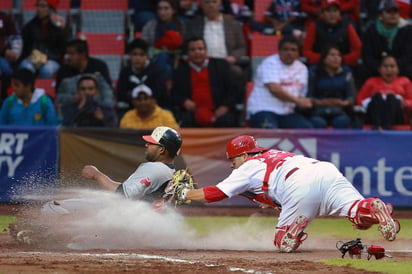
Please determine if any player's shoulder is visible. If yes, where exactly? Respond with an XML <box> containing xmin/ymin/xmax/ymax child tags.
<box><xmin>139</xmin><ymin>161</ymin><xmax>173</xmax><ymax>171</ymax></box>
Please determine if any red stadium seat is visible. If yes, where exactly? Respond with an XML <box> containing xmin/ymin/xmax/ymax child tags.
<box><xmin>36</xmin><ymin>79</ymin><xmax>56</xmax><ymax>100</ymax></box>
<box><xmin>80</xmin><ymin>1</ymin><xmax>128</xmax><ymax>10</ymax></box>
<box><xmin>250</xmin><ymin>32</ymin><xmax>281</xmax><ymax>57</ymax></box>
<box><xmin>77</xmin><ymin>33</ymin><xmax>125</xmax><ymax>55</ymax></box>
<box><xmin>22</xmin><ymin>0</ymin><xmax>71</xmax><ymax>11</ymax></box>
<box><xmin>230</xmin><ymin>0</ymin><xmax>245</xmax><ymax>5</ymax></box>
<box><xmin>0</xmin><ymin>0</ymin><xmax>13</xmax><ymax>11</ymax></box>
<box><xmin>253</xmin><ymin>0</ymin><xmax>272</xmax><ymax>23</ymax></box>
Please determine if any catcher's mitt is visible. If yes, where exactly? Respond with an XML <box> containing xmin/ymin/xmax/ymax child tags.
<box><xmin>165</xmin><ymin>169</ymin><xmax>195</xmax><ymax>206</ymax></box>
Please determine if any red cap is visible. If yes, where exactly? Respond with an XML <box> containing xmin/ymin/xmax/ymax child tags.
<box><xmin>37</xmin><ymin>0</ymin><xmax>59</xmax><ymax>10</ymax></box>
<box><xmin>322</xmin><ymin>0</ymin><xmax>340</xmax><ymax>9</ymax></box>
<box><xmin>226</xmin><ymin>135</ymin><xmax>268</xmax><ymax>159</ymax></box>
<box><xmin>154</xmin><ymin>30</ymin><xmax>183</xmax><ymax>51</ymax></box>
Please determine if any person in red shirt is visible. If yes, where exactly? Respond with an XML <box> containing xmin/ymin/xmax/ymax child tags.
<box><xmin>356</xmin><ymin>55</ymin><xmax>412</xmax><ymax>129</ymax></box>
<box><xmin>301</xmin><ymin>0</ymin><xmax>360</xmax><ymax>27</ymax></box>
<box><xmin>171</xmin><ymin>37</ymin><xmax>239</xmax><ymax>127</ymax></box>
<box><xmin>302</xmin><ymin>0</ymin><xmax>362</xmax><ymax>67</ymax></box>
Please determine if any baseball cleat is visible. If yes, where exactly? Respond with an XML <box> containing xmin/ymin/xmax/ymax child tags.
<box><xmin>280</xmin><ymin>215</ymin><xmax>309</xmax><ymax>253</ymax></box>
<box><xmin>371</xmin><ymin>198</ymin><xmax>399</xmax><ymax>241</ymax></box>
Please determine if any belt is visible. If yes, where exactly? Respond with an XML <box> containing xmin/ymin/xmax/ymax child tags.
<box><xmin>284</xmin><ymin>161</ymin><xmax>319</xmax><ymax>180</ymax></box>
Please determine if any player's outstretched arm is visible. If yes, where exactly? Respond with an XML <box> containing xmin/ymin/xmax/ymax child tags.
<box><xmin>81</xmin><ymin>165</ymin><xmax>121</xmax><ymax>192</ymax></box>
<box><xmin>186</xmin><ymin>189</ymin><xmax>207</xmax><ymax>203</ymax></box>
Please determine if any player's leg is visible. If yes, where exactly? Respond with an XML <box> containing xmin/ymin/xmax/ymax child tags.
<box><xmin>319</xmin><ymin>163</ymin><xmax>400</xmax><ymax>241</ymax></box>
<box><xmin>348</xmin><ymin>198</ymin><xmax>400</xmax><ymax>241</ymax></box>
<box><xmin>272</xmin><ymin>167</ymin><xmax>321</xmax><ymax>253</ymax></box>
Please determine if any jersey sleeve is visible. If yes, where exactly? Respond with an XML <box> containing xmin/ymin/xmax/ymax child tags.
<box><xmin>121</xmin><ymin>162</ymin><xmax>174</xmax><ymax>200</ymax></box>
<box><xmin>203</xmin><ymin>186</ymin><xmax>228</xmax><ymax>203</ymax></box>
<box><xmin>215</xmin><ymin>161</ymin><xmax>261</xmax><ymax>198</ymax></box>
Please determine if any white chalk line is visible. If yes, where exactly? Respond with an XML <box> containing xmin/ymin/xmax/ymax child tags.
<box><xmin>17</xmin><ymin>251</ymin><xmax>269</xmax><ymax>274</ymax></box>
<box><xmin>386</xmin><ymin>250</ymin><xmax>412</xmax><ymax>253</ymax></box>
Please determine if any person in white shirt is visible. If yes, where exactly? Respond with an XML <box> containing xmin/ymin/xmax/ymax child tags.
<box><xmin>247</xmin><ymin>35</ymin><xmax>313</xmax><ymax>128</ymax></box>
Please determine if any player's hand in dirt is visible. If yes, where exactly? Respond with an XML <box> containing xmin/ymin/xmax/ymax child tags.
<box><xmin>81</xmin><ymin>165</ymin><xmax>100</xmax><ymax>180</ymax></box>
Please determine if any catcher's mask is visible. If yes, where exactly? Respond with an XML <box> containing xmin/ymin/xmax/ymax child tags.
<box><xmin>143</xmin><ymin>126</ymin><xmax>182</xmax><ymax>156</ymax></box>
<box><xmin>226</xmin><ymin>135</ymin><xmax>268</xmax><ymax>159</ymax></box>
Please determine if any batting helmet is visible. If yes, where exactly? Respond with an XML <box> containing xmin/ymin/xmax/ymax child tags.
<box><xmin>143</xmin><ymin>126</ymin><xmax>182</xmax><ymax>157</ymax></box>
<box><xmin>226</xmin><ymin>135</ymin><xmax>267</xmax><ymax>159</ymax></box>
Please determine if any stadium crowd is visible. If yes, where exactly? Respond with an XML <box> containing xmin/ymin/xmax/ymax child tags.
<box><xmin>1</xmin><ymin>0</ymin><xmax>412</xmax><ymax>130</ymax></box>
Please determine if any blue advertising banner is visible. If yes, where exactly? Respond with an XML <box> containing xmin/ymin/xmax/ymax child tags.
<box><xmin>0</xmin><ymin>126</ymin><xmax>58</xmax><ymax>202</ymax></box>
<box><xmin>251</xmin><ymin>129</ymin><xmax>412</xmax><ymax>207</ymax></box>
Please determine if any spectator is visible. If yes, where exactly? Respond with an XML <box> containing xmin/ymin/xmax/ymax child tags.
<box><xmin>171</xmin><ymin>37</ymin><xmax>239</xmax><ymax>127</ymax></box>
<box><xmin>185</xmin><ymin>0</ymin><xmax>249</xmax><ymax>91</ymax></box>
<box><xmin>119</xmin><ymin>84</ymin><xmax>179</xmax><ymax>130</ymax></box>
<box><xmin>141</xmin><ymin>0</ymin><xmax>186</xmax><ymax>80</ymax></box>
<box><xmin>116</xmin><ymin>38</ymin><xmax>169</xmax><ymax>119</ymax></box>
<box><xmin>131</xmin><ymin>0</ymin><xmax>158</xmax><ymax>32</ymax></box>
<box><xmin>55</xmin><ymin>39</ymin><xmax>115</xmax><ymax>114</ymax></box>
<box><xmin>301</xmin><ymin>0</ymin><xmax>360</xmax><ymax>27</ymax></box>
<box><xmin>365</xmin><ymin>1</ymin><xmax>412</xmax><ymax>22</ymax></box>
<box><xmin>56</xmin><ymin>39</ymin><xmax>111</xmax><ymax>89</ymax></box>
<box><xmin>356</xmin><ymin>55</ymin><xmax>412</xmax><ymax>129</ymax></box>
<box><xmin>302</xmin><ymin>0</ymin><xmax>362</xmax><ymax>67</ymax></box>
<box><xmin>61</xmin><ymin>75</ymin><xmax>117</xmax><ymax>127</ymax></box>
<box><xmin>396</xmin><ymin>0</ymin><xmax>411</xmax><ymax>19</ymax></box>
<box><xmin>360</xmin><ymin>0</ymin><xmax>412</xmax><ymax>84</ymax></box>
<box><xmin>307</xmin><ymin>45</ymin><xmax>356</xmax><ymax>128</ymax></box>
<box><xmin>0</xmin><ymin>68</ymin><xmax>58</xmax><ymax>125</ymax></box>
<box><xmin>263</xmin><ymin>0</ymin><xmax>305</xmax><ymax>37</ymax></box>
<box><xmin>0</xmin><ymin>11</ymin><xmax>22</xmax><ymax>102</ymax></box>
<box><xmin>18</xmin><ymin>0</ymin><xmax>71</xmax><ymax>79</ymax></box>
<box><xmin>247</xmin><ymin>35</ymin><xmax>313</xmax><ymax>129</ymax></box>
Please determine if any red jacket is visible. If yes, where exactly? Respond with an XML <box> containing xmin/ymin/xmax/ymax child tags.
<box><xmin>356</xmin><ymin>76</ymin><xmax>412</xmax><ymax>121</ymax></box>
<box><xmin>302</xmin><ymin>18</ymin><xmax>361</xmax><ymax>66</ymax></box>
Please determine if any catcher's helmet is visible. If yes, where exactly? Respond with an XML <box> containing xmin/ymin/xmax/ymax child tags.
<box><xmin>143</xmin><ymin>126</ymin><xmax>182</xmax><ymax>156</ymax></box>
<box><xmin>226</xmin><ymin>135</ymin><xmax>267</xmax><ymax>159</ymax></box>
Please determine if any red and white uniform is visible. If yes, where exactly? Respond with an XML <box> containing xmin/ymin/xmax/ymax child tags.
<box><xmin>212</xmin><ymin>149</ymin><xmax>363</xmax><ymax>227</ymax></box>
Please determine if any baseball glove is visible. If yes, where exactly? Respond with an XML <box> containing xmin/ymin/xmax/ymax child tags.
<box><xmin>165</xmin><ymin>169</ymin><xmax>195</xmax><ymax>206</ymax></box>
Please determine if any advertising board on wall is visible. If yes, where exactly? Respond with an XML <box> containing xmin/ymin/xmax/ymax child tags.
<box><xmin>0</xmin><ymin>127</ymin><xmax>58</xmax><ymax>202</ymax></box>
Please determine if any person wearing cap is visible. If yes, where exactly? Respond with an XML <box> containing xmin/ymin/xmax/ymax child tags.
<box><xmin>119</xmin><ymin>84</ymin><xmax>179</xmax><ymax>130</ymax></box>
<box><xmin>174</xmin><ymin>135</ymin><xmax>400</xmax><ymax>253</ymax></box>
<box><xmin>262</xmin><ymin>0</ymin><xmax>304</xmax><ymax>37</ymax></box>
<box><xmin>360</xmin><ymin>0</ymin><xmax>412</xmax><ymax>85</ymax></box>
<box><xmin>60</xmin><ymin>74</ymin><xmax>117</xmax><ymax>127</ymax></box>
<box><xmin>81</xmin><ymin>126</ymin><xmax>182</xmax><ymax>202</ymax></box>
<box><xmin>301</xmin><ymin>0</ymin><xmax>360</xmax><ymax>27</ymax></box>
<box><xmin>18</xmin><ymin>0</ymin><xmax>71</xmax><ymax>79</ymax></box>
<box><xmin>116</xmin><ymin>38</ymin><xmax>169</xmax><ymax>119</ymax></box>
<box><xmin>12</xmin><ymin>126</ymin><xmax>184</xmax><ymax>245</ymax></box>
<box><xmin>302</xmin><ymin>0</ymin><xmax>362</xmax><ymax>67</ymax></box>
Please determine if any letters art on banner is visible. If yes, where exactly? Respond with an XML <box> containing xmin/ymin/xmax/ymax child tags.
<box><xmin>0</xmin><ymin>127</ymin><xmax>58</xmax><ymax>202</ymax></box>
